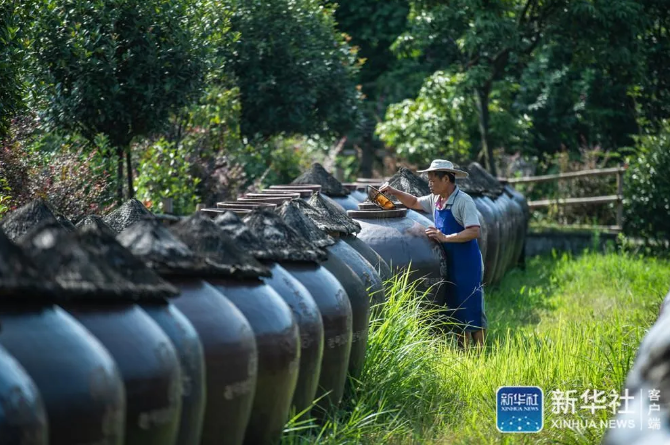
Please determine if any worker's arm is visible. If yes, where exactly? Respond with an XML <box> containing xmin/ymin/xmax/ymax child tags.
<box><xmin>426</xmin><ymin>226</ymin><xmax>480</xmax><ymax>243</ymax></box>
<box><xmin>378</xmin><ymin>184</ymin><xmax>424</xmax><ymax>211</ymax></box>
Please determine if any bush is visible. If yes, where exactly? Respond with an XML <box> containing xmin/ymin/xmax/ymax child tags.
<box><xmin>134</xmin><ymin>138</ymin><xmax>201</xmax><ymax>215</ymax></box>
<box><xmin>624</xmin><ymin>122</ymin><xmax>670</xmax><ymax>242</ymax></box>
<box><xmin>0</xmin><ymin>118</ymin><xmax>117</xmax><ymax>219</ymax></box>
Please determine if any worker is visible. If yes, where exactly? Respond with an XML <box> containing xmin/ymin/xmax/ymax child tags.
<box><xmin>380</xmin><ymin>159</ymin><xmax>486</xmax><ymax>348</ymax></box>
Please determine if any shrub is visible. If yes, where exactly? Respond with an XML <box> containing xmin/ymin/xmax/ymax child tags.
<box><xmin>624</xmin><ymin>122</ymin><xmax>670</xmax><ymax>242</ymax></box>
<box><xmin>134</xmin><ymin>138</ymin><xmax>201</xmax><ymax>215</ymax></box>
<box><xmin>0</xmin><ymin>119</ymin><xmax>117</xmax><ymax>219</ymax></box>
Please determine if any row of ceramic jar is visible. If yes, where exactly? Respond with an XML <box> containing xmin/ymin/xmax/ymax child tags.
<box><xmin>0</xmin><ymin>197</ymin><xmax>391</xmax><ymax>445</ymax></box>
<box><xmin>337</xmin><ymin>180</ymin><xmax>530</xmax><ymax>288</ymax></box>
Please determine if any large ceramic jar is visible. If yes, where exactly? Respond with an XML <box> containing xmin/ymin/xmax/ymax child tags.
<box><xmin>167</xmin><ymin>279</ymin><xmax>257</xmax><ymax>445</ymax></box>
<box><xmin>327</xmin><ymin>195</ymin><xmax>361</xmax><ymax>211</ymax></box>
<box><xmin>357</xmin><ymin>202</ymin><xmax>434</xmax><ymax>228</ymax></box>
<box><xmin>503</xmin><ymin>187</ymin><xmax>527</xmax><ymax>269</ymax></box>
<box><xmin>138</xmin><ymin>303</ymin><xmax>205</xmax><ymax>445</ymax></box>
<box><xmin>171</xmin><ymin>214</ymin><xmax>299</xmax><ymax>445</ymax></box>
<box><xmin>342</xmin><ymin>183</ymin><xmax>367</xmax><ymax>203</ymax></box>
<box><xmin>102</xmin><ymin>213</ymin><xmax>252</xmax><ymax>445</ymax></box>
<box><xmin>0</xmin><ymin>304</ymin><xmax>126</xmax><ymax>445</ymax></box>
<box><xmin>0</xmin><ymin>344</ymin><xmax>48</xmax><ymax>445</ymax></box>
<box><xmin>214</xmin><ymin>212</ymin><xmax>324</xmax><ymax>414</ymax></box>
<box><xmin>497</xmin><ymin>192</ymin><xmax>520</xmax><ymax>275</ymax></box>
<box><xmin>244</xmin><ymin>209</ymin><xmax>352</xmax><ymax>409</ymax></box>
<box><xmin>341</xmin><ymin>234</ymin><xmax>392</xmax><ymax>282</ymax></box>
<box><xmin>295</xmin><ymin>195</ymin><xmax>387</xmax><ymax>301</ymax></box>
<box><xmin>260</xmin><ymin>263</ymin><xmax>323</xmax><ymax>412</ymax></box>
<box><xmin>279</xmin><ymin>262</ymin><xmax>351</xmax><ymax>405</ymax></box>
<box><xmin>318</xmin><ymin>254</ymin><xmax>369</xmax><ymax>376</ymax></box>
<box><xmin>348</xmin><ymin>208</ymin><xmax>448</xmax><ymax>306</ymax></box>
<box><xmin>277</xmin><ymin>200</ymin><xmax>370</xmax><ymax>378</ymax></box>
<box><xmin>207</xmin><ymin>277</ymin><xmax>299</xmax><ymax>444</ymax></box>
<box><xmin>327</xmin><ymin>238</ymin><xmax>385</xmax><ymax>304</ymax></box>
<box><xmin>56</xmin><ymin>226</ymin><xmax>183</xmax><ymax>445</ymax></box>
<box><xmin>4</xmin><ymin>225</ymin><xmax>126</xmax><ymax>445</ymax></box>
<box><xmin>503</xmin><ymin>184</ymin><xmax>529</xmax><ymax>267</ymax></box>
<box><xmin>472</xmin><ymin>196</ymin><xmax>501</xmax><ymax>285</ymax></box>
<box><xmin>488</xmin><ymin>195</ymin><xmax>512</xmax><ymax>283</ymax></box>
<box><xmin>64</xmin><ymin>303</ymin><xmax>182</xmax><ymax>445</ymax></box>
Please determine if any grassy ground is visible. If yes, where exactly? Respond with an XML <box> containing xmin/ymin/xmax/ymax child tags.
<box><xmin>281</xmin><ymin>250</ymin><xmax>670</xmax><ymax>444</ymax></box>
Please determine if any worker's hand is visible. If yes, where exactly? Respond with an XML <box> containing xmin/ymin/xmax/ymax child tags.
<box><xmin>379</xmin><ymin>182</ymin><xmax>397</xmax><ymax>196</ymax></box>
<box><xmin>425</xmin><ymin>226</ymin><xmax>448</xmax><ymax>243</ymax></box>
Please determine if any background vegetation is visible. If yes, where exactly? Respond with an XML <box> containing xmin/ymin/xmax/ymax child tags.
<box><xmin>1</xmin><ymin>0</ymin><xmax>670</xmax><ymax>240</ymax></box>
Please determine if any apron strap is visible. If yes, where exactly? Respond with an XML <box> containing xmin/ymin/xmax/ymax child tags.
<box><xmin>444</xmin><ymin>189</ymin><xmax>460</xmax><ymax>210</ymax></box>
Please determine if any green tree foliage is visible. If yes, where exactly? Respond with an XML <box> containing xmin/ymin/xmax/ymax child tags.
<box><xmin>377</xmin><ymin>72</ymin><xmax>532</xmax><ymax>166</ymax></box>
<box><xmin>636</xmin><ymin>0</ymin><xmax>670</xmax><ymax>131</ymax></box>
<box><xmin>514</xmin><ymin>0</ymin><xmax>644</xmax><ymax>156</ymax></box>
<box><xmin>0</xmin><ymin>0</ymin><xmax>26</xmax><ymax>137</ymax></box>
<box><xmin>624</xmin><ymin>122</ymin><xmax>670</xmax><ymax>242</ymax></box>
<box><xmin>394</xmin><ymin>0</ymin><xmax>644</xmax><ymax>175</ymax></box>
<box><xmin>335</xmin><ymin>0</ymin><xmax>413</xmax><ymax>102</ymax></box>
<box><xmin>226</xmin><ymin>0</ymin><xmax>361</xmax><ymax>139</ymax></box>
<box><xmin>335</xmin><ymin>0</ymin><xmax>429</xmax><ymax>176</ymax></box>
<box><xmin>377</xmin><ymin>72</ymin><xmax>474</xmax><ymax>165</ymax></box>
<box><xmin>29</xmin><ymin>0</ymin><xmax>207</xmax><ymax>199</ymax></box>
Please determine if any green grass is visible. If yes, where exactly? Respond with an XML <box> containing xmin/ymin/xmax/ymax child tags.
<box><xmin>282</xmin><ymin>251</ymin><xmax>670</xmax><ymax>444</ymax></box>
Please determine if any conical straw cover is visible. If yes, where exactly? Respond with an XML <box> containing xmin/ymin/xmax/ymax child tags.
<box><xmin>0</xmin><ymin>199</ymin><xmax>59</xmax><ymax>241</ymax></box>
<box><xmin>306</xmin><ymin>193</ymin><xmax>361</xmax><ymax>235</ymax></box>
<box><xmin>103</xmin><ymin>199</ymin><xmax>154</xmax><ymax>233</ymax></box>
<box><xmin>277</xmin><ymin>199</ymin><xmax>335</xmax><ymax>248</ymax></box>
<box><xmin>243</xmin><ymin>208</ymin><xmax>327</xmax><ymax>263</ymax></box>
<box><xmin>170</xmin><ymin>212</ymin><xmax>271</xmax><ymax>279</ymax></box>
<box><xmin>0</xmin><ymin>227</ymin><xmax>56</xmax><ymax>297</ymax></box>
<box><xmin>291</xmin><ymin>162</ymin><xmax>349</xmax><ymax>197</ymax></box>
<box><xmin>76</xmin><ymin>215</ymin><xmax>116</xmax><ymax>236</ymax></box>
<box><xmin>118</xmin><ymin>218</ymin><xmax>233</xmax><ymax>278</ymax></box>
<box><xmin>19</xmin><ymin>222</ymin><xmax>177</xmax><ymax>301</ymax></box>
<box><xmin>387</xmin><ymin>167</ymin><xmax>431</xmax><ymax>197</ymax></box>
<box><xmin>213</xmin><ymin>211</ymin><xmax>274</xmax><ymax>261</ymax></box>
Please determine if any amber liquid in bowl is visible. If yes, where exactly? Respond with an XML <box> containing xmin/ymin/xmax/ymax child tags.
<box><xmin>367</xmin><ymin>186</ymin><xmax>396</xmax><ymax>210</ymax></box>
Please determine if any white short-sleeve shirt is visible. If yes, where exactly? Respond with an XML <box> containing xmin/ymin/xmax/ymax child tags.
<box><xmin>417</xmin><ymin>186</ymin><xmax>481</xmax><ymax>228</ymax></box>
<box><xmin>417</xmin><ymin>185</ymin><xmax>485</xmax><ymax>279</ymax></box>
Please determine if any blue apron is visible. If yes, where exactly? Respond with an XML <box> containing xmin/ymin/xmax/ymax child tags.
<box><xmin>434</xmin><ymin>190</ymin><xmax>486</xmax><ymax>332</ymax></box>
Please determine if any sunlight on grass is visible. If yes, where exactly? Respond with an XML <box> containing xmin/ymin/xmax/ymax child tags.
<box><xmin>282</xmin><ymin>251</ymin><xmax>670</xmax><ymax>444</ymax></box>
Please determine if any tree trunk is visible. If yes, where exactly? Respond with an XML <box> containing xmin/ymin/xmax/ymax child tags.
<box><xmin>116</xmin><ymin>146</ymin><xmax>124</xmax><ymax>203</ymax></box>
<box><xmin>359</xmin><ymin>144</ymin><xmax>375</xmax><ymax>178</ymax></box>
<box><xmin>475</xmin><ymin>86</ymin><xmax>497</xmax><ymax>177</ymax></box>
<box><xmin>125</xmin><ymin>149</ymin><xmax>134</xmax><ymax>199</ymax></box>
<box><xmin>358</xmin><ymin>112</ymin><xmax>377</xmax><ymax>178</ymax></box>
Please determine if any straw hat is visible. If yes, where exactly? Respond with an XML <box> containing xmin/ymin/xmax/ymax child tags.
<box><xmin>417</xmin><ymin>159</ymin><xmax>469</xmax><ymax>178</ymax></box>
